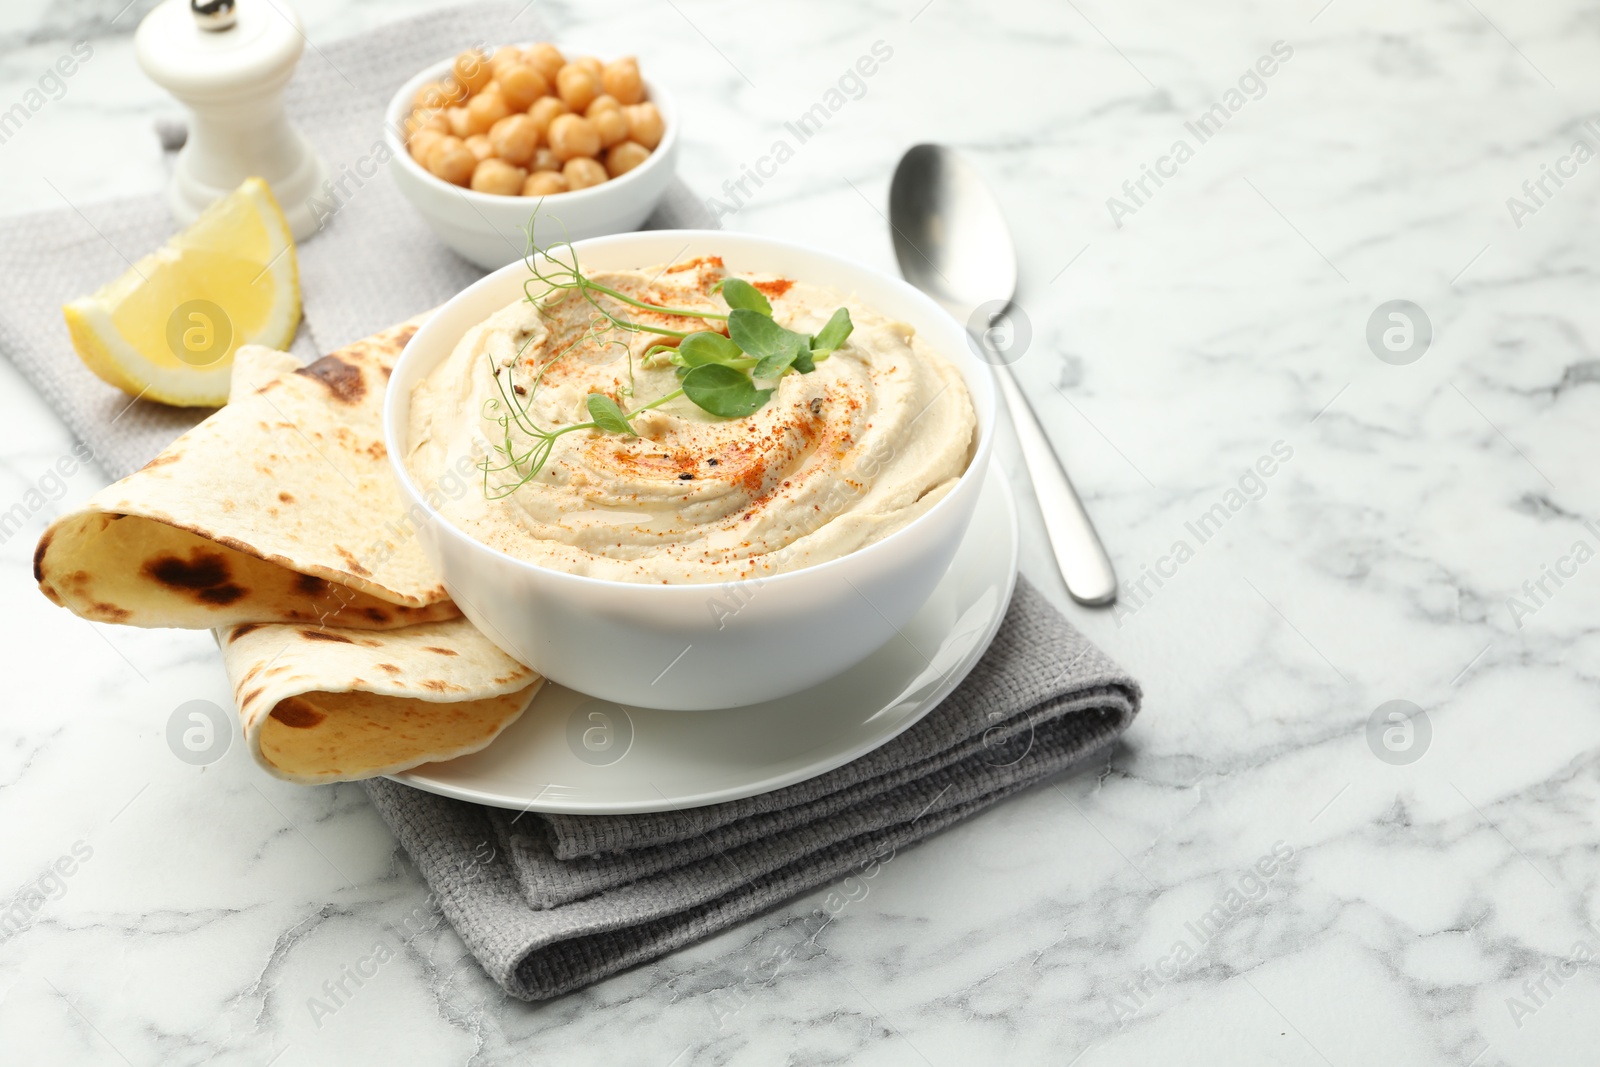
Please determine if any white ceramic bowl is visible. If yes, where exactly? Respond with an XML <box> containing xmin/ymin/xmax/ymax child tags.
<box><xmin>384</xmin><ymin>230</ymin><xmax>997</xmax><ymax>710</ymax></box>
<box><xmin>383</xmin><ymin>52</ymin><xmax>680</xmax><ymax>270</ymax></box>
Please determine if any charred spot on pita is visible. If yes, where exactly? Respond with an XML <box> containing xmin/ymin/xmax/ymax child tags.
<box><xmin>229</xmin><ymin>622</ymin><xmax>263</xmax><ymax>641</ymax></box>
<box><xmin>298</xmin><ymin>629</ymin><xmax>354</xmax><ymax>643</ymax></box>
<box><xmin>145</xmin><ymin>551</ymin><xmax>229</xmax><ymax>589</ymax></box>
<box><xmin>271</xmin><ymin>698</ymin><xmax>325</xmax><ymax>728</ymax></box>
<box><xmin>334</xmin><ymin>546</ymin><xmax>372</xmax><ymax>577</ymax></box>
<box><xmin>144</xmin><ymin>550</ymin><xmax>245</xmax><ymax>605</ymax></box>
<box><xmin>32</xmin><ymin>529</ymin><xmax>53</xmax><ymax>582</ymax></box>
<box><xmin>296</xmin><ymin>572</ymin><xmax>330</xmax><ymax>595</ymax></box>
<box><xmin>295</xmin><ymin>355</ymin><xmax>365</xmax><ymax>403</ymax></box>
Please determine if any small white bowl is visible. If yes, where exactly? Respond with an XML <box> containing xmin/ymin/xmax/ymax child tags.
<box><xmin>383</xmin><ymin>52</ymin><xmax>680</xmax><ymax>270</ymax></box>
<box><xmin>384</xmin><ymin>231</ymin><xmax>997</xmax><ymax>710</ymax></box>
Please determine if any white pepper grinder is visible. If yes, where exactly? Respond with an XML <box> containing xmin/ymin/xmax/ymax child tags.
<box><xmin>135</xmin><ymin>0</ymin><xmax>329</xmax><ymax>240</ymax></box>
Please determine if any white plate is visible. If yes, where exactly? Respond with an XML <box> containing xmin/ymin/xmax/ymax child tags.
<box><xmin>389</xmin><ymin>463</ymin><xmax>1019</xmax><ymax>814</ymax></box>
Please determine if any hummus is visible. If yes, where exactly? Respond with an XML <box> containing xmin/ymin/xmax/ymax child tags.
<box><xmin>404</xmin><ymin>256</ymin><xmax>976</xmax><ymax>584</ymax></box>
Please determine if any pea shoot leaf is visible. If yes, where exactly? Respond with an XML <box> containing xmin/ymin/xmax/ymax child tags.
<box><xmin>728</xmin><ymin>308</ymin><xmax>808</xmax><ymax>362</ymax></box>
<box><xmin>811</xmin><ymin>308</ymin><xmax>853</xmax><ymax>356</ymax></box>
<box><xmin>753</xmin><ymin>346</ymin><xmax>802</xmax><ymax>380</ymax></box>
<box><xmin>715</xmin><ymin>278</ymin><xmax>772</xmax><ymax>316</ymax></box>
<box><xmin>586</xmin><ymin>393</ymin><xmax>637</xmax><ymax>436</ymax></box>
<box><xmin>682</xmin><ymin>363</ymin><xmax>774</xmax><ymax>418</ymax></box>
<box><xmin>677</xmin><ymin>330</ymin><xmax>745</xmax><ymax>368</ymax></box>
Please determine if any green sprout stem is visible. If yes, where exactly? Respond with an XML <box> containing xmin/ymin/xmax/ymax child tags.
<box><xmin>572</xmin><ymin>278</ymin><xmax>729</xmax><ymax>324</ymax></box>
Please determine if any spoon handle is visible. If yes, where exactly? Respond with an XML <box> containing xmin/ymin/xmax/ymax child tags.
<box><xmin>990</xmin><ymin>358</ymin><xmax>1118</xmax><ymax>606</ymax></box>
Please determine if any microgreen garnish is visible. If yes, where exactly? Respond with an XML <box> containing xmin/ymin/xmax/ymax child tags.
<box><xmin>727</xmin><ymin>309</ymin><xmax>810</xmax><ymax>380</ymax></box>
<box><xmin>585</xmin><ymin>393</ymin><xmax>637</xmax><ymax>436</ymax></box>
<box><xmin>676</xmin><ymin>331</ymin><xmax>746</xmax><ymax>368</ymax></box>
<box><xmin>812</xmin><ymin>307</ymin><xmax>853</xmax><ymax>356</ymax></box>
<box><xmin>713</xmin><ymin>277</ymin><xmax>773</xmax><ymax>315</ymax></box>
<box><xmin>478</xmin><ymin>219</ymin><xmax>854</xmax><ymax>498</ymax></box>
<box><xmin>682</xmin><ymin>363</ymin><xmax>774</xmax><ymax>418</ymax></box>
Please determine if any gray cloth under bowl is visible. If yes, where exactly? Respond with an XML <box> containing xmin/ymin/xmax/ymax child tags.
<box><xmin>0</xmin><ymin>2</ymin><xmax>1142</xmax><ymax>1000</ymax></box>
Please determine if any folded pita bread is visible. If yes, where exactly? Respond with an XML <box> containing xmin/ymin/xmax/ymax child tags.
<box><xmin>35</xmin><ymin>318</ymin><xmax>456</xmax><ymax>630</ymax></box>
<box><xmin>220</xmin><ymin>616</ymin><xmax>540</xmax><ymax>784</ymax></box>
<box><xmin>34</xmin><ymin>315</ymin><xmax>544</xmax><ymax>783</ymax></box>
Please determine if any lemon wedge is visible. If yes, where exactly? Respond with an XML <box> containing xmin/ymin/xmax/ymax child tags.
<box><xmin>64</xmin><ymin>177</ymin><xmax>300</xmax><ymax>408</ymax></box>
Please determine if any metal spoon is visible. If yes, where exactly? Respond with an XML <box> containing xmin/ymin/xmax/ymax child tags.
<box><xmin>888</xmin><ymin>143</ymin><xmax>1117</xmax><ymax>606</ymax></box>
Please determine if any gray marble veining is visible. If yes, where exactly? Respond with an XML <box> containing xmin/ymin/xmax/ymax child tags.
<box><xmin>2</xmin><ymin>0</ymin><xmax>1598</xmax><ymax>1063</ymax></box>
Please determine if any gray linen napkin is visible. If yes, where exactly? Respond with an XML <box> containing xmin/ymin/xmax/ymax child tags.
<box><xmin>365</xmin><ymin>590</ymin><xmax>1138</xmax><ymax>999</ymax></box>
<box><xmin>0</xmin><ymin>2</ymin><xmax>1142</xmax><ymax>1001</ymax></box>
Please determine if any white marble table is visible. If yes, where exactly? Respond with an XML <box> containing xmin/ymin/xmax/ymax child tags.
<box><xmin>3</xmin><ymin>0</ymin><xmax>1598</xmax><ymax>1063</ymax></box>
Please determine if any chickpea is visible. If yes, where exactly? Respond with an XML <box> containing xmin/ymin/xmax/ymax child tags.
<box><xmin>466</xmin><ymin>90</ymin><xmax>511</xmax><ymax>135</ymax></box>
<box><xmin>524</xmin><ymin>170</ymin><xmax>569</xmax><ymax>196</ymax></box>
<box><xmin>563</xmin><ymin>156</ymin><xmax>608</xmax><ymax>190</ymax></box>
<box><xmin>427</xmin><ymin>136</ymin><xmax>476</xmax><ymax>185</ymax></box>
<box><xmin>471</xmin><ymin>157</ymin><xmax>528</xmax><ymax>195</ymax></box>
<box><xmin>592</xmin><ymin>107</ymin><xmax>628</xmax><ymax>148</ymax></box>
<box><xmin>605</xmin><ymin>140</ymin><xmax>651</xmax><ymax>177</ymax></box>
<box><xmin>408</xmin><ymin>128</ymin><xmax>445</xmax><ymax>164</ymax></box>
<box><xmin>547</xmin><ymin>113</ymin><xmax>601</xmax><ymax>161</ymax></box>
<box><xmin>526</xmin><ymin>42</ymin><xmax>566</xmax><ymax>82</ymax></box>
<box><xmin>489</xmin><ymin>113</ymin><xmax>540</xmax><ymax>165</ymax></box>
<box><xmin>446</xmin><ymin>105</ymin><xmax>472</xmax><ymax>138</ymax></box>
<box><xmin>527</xmin><ymin>96</ymin><xmax>569</xmax><ymax>137</ymax></box>
<box><xmin>498</xmin><ymin>63</ymin><xmax>550</xmax><ymax>111</ymax></box>
<box><xmin>574</xmin><ymin>55</ymin><xmax>603</xmax><ymax>80</ymax></box>
<box><xmin>555</xmin><ymin>63</ymin><xmax>600</xmax><ymax>112</ymax></box>
<box><xmin>586</xmin><ymin>94</ymin><xmax>620</xmax><ymax>116</ymax></box>
<box><xmin>623</xmin><ymin>102</ymin><xmax>664</xmax><ymax>149</ymax></box>
<box><xmin>407</xmin><ymin>108</ymin><xmax>449</xmax><ymax>136</ymax></box>
<box><xmin>602</xmin><ymin>57</ymin><xmax>644</xmax><ymax>105</ymax></box>
<box><xmin>414</xmin><ymin>79</ymin><xmax>465</xmax><ymax>110</ymax></box>
<box><xmin>531</xmin><ymin>146</ymin><xmax>560</xmax><ymax>172</ymax></box>
<box><xmin>465</xmin><ymin>133</ymin><xmax>494</xmax><ymax>161</ymax></box>
<box><xmin>488</xmin><ymin>45</ymin><xmax>524</xmax><ymax>79</ymax></box>
<box><xmin>413</xmin><ymin>80</ymin><xmax>443</xmax><ymax>109</ymax></box>
<box><xmin>453</xmin><ymin>49</ymin><xmax>493</xmax><ymax>94</ymax></box>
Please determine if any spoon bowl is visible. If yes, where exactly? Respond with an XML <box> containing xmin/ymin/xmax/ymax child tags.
<box><xmin>888</xmin><ymin>143</ymin><xmax>1018</xmax><ymax>324</ymax></box>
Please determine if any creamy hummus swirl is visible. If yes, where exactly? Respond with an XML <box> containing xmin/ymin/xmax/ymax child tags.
<box><xmin>405</xmin><ymin>257</ymin><xmax>976</xmax><ymax>584</ymax></box>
